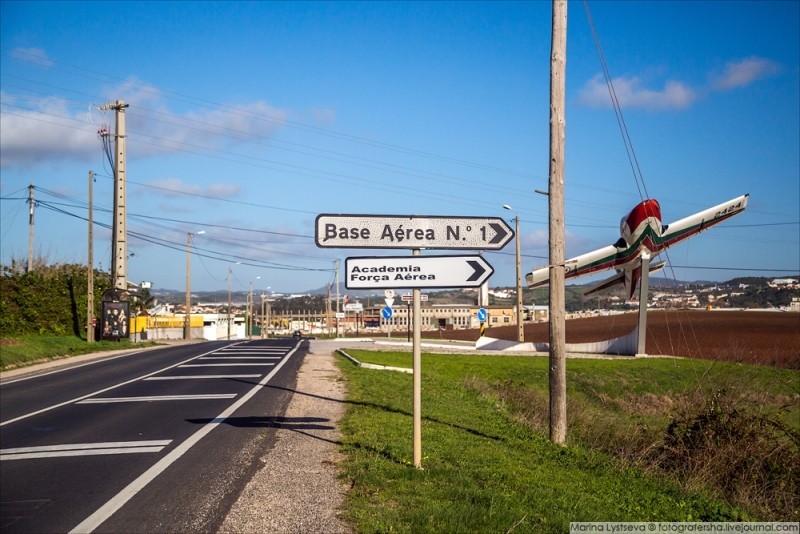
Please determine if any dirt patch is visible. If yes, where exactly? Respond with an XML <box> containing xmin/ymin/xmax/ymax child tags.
<box><xmin>410</xmin><ymin>311</ymin><xmax>800</xmax><ymax>369</ymax></box>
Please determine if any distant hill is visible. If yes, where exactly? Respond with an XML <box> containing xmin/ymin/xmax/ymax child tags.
<box><xmin>152</xmin><ymin>276</ymin><xmax>797</xmax><ymax>305</ymax></box>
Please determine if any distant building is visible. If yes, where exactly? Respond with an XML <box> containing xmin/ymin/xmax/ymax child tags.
<box><xmin>770</xmin><ymin>278</ymin><xmax>799</xmax><ymax>288</ymax></box>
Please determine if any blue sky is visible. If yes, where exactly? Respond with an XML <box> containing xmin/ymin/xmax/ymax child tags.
<box><xmin>1</xmin><ymin>0</ymin><xmax>798</xmax><ymax>295</ymax></box>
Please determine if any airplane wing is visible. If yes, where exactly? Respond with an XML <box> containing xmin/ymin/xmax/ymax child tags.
<box><xmin>525</xmin><ymin>244</ymin><xmax>620</xmax><ymax>288</ymax></box>
<box><xmin>661</xmin><ymin>194</ymin><xmax>748</xmax><ymax>248</ymax></box>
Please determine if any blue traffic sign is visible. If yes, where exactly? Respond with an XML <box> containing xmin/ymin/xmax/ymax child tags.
<box><xmin>477</xmin><ymin>308</ymin><xmax>487</xmax><ymax>322</ymax></box>
<box><xmin>381</xmin><ymin>306</ymin><xmax>393</xmax><ymax>320</ymax></box>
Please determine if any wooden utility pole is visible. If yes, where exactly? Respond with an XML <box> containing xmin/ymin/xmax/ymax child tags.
<box><xmin>335</xmin><ymin>260</ymin><xmax>341</xmax><ymax>337</ymax></box>
<box><xmin>326</xmin><ymin>284</ymin><xmax>333</xmax><ymax>336</ymax></box>
<box><xmin>248</xmin><ymin>281</ymin><xmax>253</xmax><ymax>339</ymax></box>
<box><xmin>227</xmin><ymin>266</ymin><xmax>232</xmax><ymax>340</ymax></box>
<box><xmin>27</xmin><ymin>184</ymin><xmax>34</xmax><ymax>272</ymax></box>
<box><xmin>100</xmin><ymin>100</ymin><xmax>129</xmax><ymax>291</ymax></box>
<box><xmin>87</xmin><ymin>171</ymin><xmax>95</xmax><ymax>343</ymax></box>
<box><xmin>264</xmin><ymin>295</ymin><xmax>272</xmax><ymax>337</ymax></box>
<box><xmin>548</xmin><ymin>0</ymin><xmax>568</xmax><ymax>445</ymax></box>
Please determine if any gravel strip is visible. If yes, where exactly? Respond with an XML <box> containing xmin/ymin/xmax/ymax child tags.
<box><xmin>219</xmin><ymin>340</ymin><xmax>353</xmax><ymax>533</ymax></box>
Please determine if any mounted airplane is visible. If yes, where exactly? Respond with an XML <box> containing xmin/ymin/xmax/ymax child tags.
<box><xmin>526</xmin><ymin>194</ymin><xmax>749</xmax><ymax>299</ymax></box>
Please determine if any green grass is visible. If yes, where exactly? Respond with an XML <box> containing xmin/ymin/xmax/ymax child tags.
<box><xmin>0</xmin><ymin>335</ymin><xmax>154</xmax><ymax>371</ymax></box>
<box><xmin>336</xmin><ymin>350</ymin><xmax>799</xmax><ymax>531</ymax></box>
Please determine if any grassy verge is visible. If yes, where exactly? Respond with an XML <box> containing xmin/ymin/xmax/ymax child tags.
<box><xmin>336</xmin><ymin>350</ymin><xmax>799</xmax><ymax>531</ymax></box>
<box><xmin>0</xmin><ymin>335</ymin><xmax>155</xmax><ymax>371</ymax></box>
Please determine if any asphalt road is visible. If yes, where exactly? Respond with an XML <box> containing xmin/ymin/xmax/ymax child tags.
<box><xmin>0</xmin><ymin>338</ymin><xmax>309</xmax><ymax>533</ymax></box>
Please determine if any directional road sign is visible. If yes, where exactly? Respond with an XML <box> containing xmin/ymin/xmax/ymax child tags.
<box><xmin>381</xmin><ymin>307</ymin><xmax>393</xmax><ymax>319</ymax></box>
<box><xmin>477</xmin><ymin>308</ymin><xmax>487</xmax><ymax>322</ymax></box>
<box><xmin>345</xmin><ymin>255</ymin><xmax>494</xmax><ymax>290</ymax></box>
<box><xmin>316</xmin><ymin>215</ymin><xmax>514</xmax><ymax>250</ymax></box>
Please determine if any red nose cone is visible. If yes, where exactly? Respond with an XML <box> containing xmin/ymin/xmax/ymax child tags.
<box><xmin>625</xmin><ymin>199</ymin><xmax>662</xmax><ymax>233</ymax></box>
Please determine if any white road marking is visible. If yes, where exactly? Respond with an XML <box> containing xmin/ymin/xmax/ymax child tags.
<box><xmin>77</xmin><ymin>394</ymin><xmax>237</xmax><ymax>404</ymax></box>
<box><xmin>178</xmin><ymin>363</ymin><xmax>276</xmax><ymax>367</ymax></box>
<box><xmin>0</xmin><ymin>344</ymin><xmax>242</xmax><ymax>427</ymax></box>
<box><xmin>144</xmin><ymin>375</ymin><xmax>261</xmax><ymax>381</ymax></box>
<box><xmin>0</xmin><ymin>350</ymin><xmax>152</xmax><ymax>385</ymax></box>
<box><xmin>198</xmin><ymin>356</ymin><xmax>282</xmax><ymax>360</ymax></box>
<box><xmin>1</xmin><ymin>440</ymin><xmax>172</xmax><ymax>461</ymax></box>
<box><xmin>69</xmin><ymin>343</ymin><xmax>300</xmax><ymax>534</ymax></box>
<box><xmin>219</xmin><ymin>347</ymin><xmax>286</xmax><ymax>351</ymax></box>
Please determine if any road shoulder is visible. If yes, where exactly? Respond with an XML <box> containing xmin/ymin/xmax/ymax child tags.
<box><xmin>219</xmin><ymin>340</ymin><xmax>351</xmax><ymax>533</ymax></box>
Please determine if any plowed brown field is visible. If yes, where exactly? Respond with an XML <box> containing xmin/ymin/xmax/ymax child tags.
<box><xmin>433</xmin><ymin>310</ymin><xmax>800</xmax><ymax>369</ymax></box>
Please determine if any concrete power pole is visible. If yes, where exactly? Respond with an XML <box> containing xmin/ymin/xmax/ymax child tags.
<box><xmin>87</xmin><ymin>171</ymin><xmax>95</xmax><ymax>343</ymax></box>
<box><xmin>548</xmin><ymin>0</ymin><xmax>568</xmax><ymax>445</ymax></box>
<box><xmin>27</xmin><ymin>184</ymin><xmax>34</xmax><ymax>272</ymax></box>
<box><xmin>100</xmin><ymin>100</ymin><xmax>129</xmax><ymax>291</ymax></box>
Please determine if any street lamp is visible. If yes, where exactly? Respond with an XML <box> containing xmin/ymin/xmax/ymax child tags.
<box><xmin>503</xmin><ymin>205</ymin><xmax>524</xmax><ymax>342</ymax></box>
<box><xmin>184</xmin><ymin>230</ymin><xmax>205</xmax><ymax>339</ymax></box>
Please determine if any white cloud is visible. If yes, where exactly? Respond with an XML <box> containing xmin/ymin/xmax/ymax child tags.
<box><xmin>0</xmin><ymin>92</ymin><xmax>98</xmax><ymax>168</ymax></box>
<box><xmin>10</xmin><ymin>47</ymin><xmax>54</xmax><ymax>68</ymax></box>
<box><xmin>1</xmin><ymin>75</ymin><xmax>291</xmax><ymax>168</ymax></box>
<box><xmin>577</xmin><ymin>74</ymin><xmax>696</xmax><ymax>110</ymax></box>
<box><xmin>710</xmin><ymin>56</ymin><xmax>780</xmax><ymax>91</ymax></box>
<box><xmin>106</xmin><ymin>77</ymin><xmax>290</xmax><ymax>158</ymax></box>
<box><xmin>577</xmin><ymin>56</ymin><xmax>780</xmax><ymax>112</ymax></box>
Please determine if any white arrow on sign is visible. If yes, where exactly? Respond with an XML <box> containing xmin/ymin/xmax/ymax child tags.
<box><xmin>345</xmin><ymin>255</ymin><xmax>494</xmax><ymax>289</ymax></box>
<box><xmin>316</xmin><ymin>215</ymin><xmax>514</xmax><ymax>250</ymax></box>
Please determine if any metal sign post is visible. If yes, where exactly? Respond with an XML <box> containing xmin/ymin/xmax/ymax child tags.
<box><xmin>315</xmin><ymin>214</ymin><xmax>511</xmax><ymax>470</ymax></box>
<box><xmin>478</xmin><ymin>307</ymin><xmax>488</xmax><ymax>337</ymax></box>
<box><xmin>412</xmin><ymin>249</ymin><xmax>422</xmax><ymax>469</ymax></box>
<box><xmin>381</xmin><ymin>306</ymin><xmax>393</xmax><ymax>338</ymax></box>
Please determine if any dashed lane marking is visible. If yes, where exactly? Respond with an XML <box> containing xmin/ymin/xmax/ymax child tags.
<box><xmin>77</xmin><ymin>394</ymin><xmax>237</xmax><ymax>404</ymax></box>
<box><xmin>1</xmin><ymin>440</ymin><xmax>173</xmax><ymax>461</ymax></box>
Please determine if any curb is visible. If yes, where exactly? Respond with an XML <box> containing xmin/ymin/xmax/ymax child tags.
<box><xmin>336</xmin><ymin>349</ymin><xmax>413</xmax><ymax>374</ymax></box>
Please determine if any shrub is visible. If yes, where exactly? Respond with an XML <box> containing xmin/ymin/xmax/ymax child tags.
<box><xmin>0</xmin><ymin>262</ymin><xmax>111</xmax><ymax>337</ymax></box>
<box><xmin>656</xmin><ymin>387</ymin><xmax>799</xmax><ymax>521</ymax></box>
<box><xmin>464</xmin><ymin>374</ymin><xmax>798</xmax><ymax>521</ymax></box>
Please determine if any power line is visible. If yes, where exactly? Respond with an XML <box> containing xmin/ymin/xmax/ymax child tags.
<box><xmin>33</xmin><ymin>200</ymin><xmax>333</xmax><ymax>273</ymax></box>
<box><xmin>30</xmin><ymin>189</ymin><xmax>319</xmax><ymax>243</ymax></box>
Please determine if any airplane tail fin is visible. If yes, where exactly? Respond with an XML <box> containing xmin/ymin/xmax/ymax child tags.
<box><xmin>583</xmin><ymin>261</ymin><xmax>665</xmax><ymax>298</ymax></box>
<box><xmin>584</xmin><ymin>271</ymin><xmax>626</xmax><ymax>296</ymax></box>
